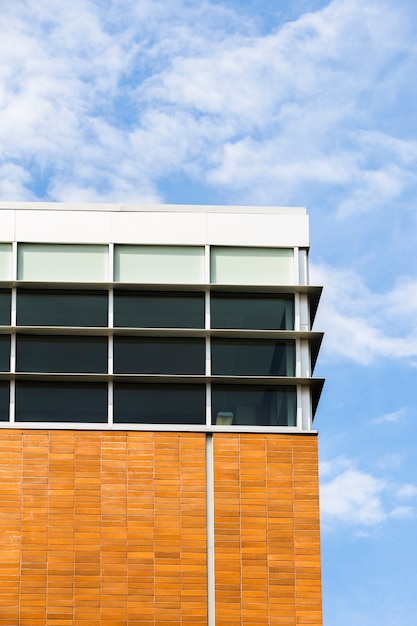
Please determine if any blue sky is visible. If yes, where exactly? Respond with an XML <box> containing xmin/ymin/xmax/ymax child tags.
<box><xmin>1</xmin><ymin>0</ymin><xmax>417</xmax><ymax>623</ymax></box>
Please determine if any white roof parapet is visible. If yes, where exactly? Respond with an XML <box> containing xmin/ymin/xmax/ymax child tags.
<box><xmin>0</xmin><ymin>202</ymin><xmax>309</xmax><ymax>248</ymax></box>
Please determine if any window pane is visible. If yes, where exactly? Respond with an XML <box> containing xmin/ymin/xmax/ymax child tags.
<box><xmin>211</xmin><ymin>247</ymin><xmax>294</xmax><ymax>285</ymax></box>
<box><xmin>17</xmin><ymin>244</ymin><xmax>109</xmax><ymax>282</ymax></box>
<box><xmin>0</xmin><ymin>336</ymin><xmax>10</xmax><ymax>371</ymax></box>
<box><xmin>16</xmin><ymin>336</ymin><xmax>108</xmax><ymax>373</ymax></box>
<box><xmin>114</xmin><ymin>383</ymin><xmax>205</xmax><ymax>424</ymax></box>
<box><xmin>114</xmin><ymin>337</ymin><xmax>205</xmax><ymax>374</ymax></box>
<box><xmin>17</xmin><ymin>289</ymin><xmax>108</xmax><ymax>327</ymax></box>
<box><xmin>0</xmin><ymin>290</ymin><xmax>11</xmax><ymax>325</ymax></box>
<box><xmin>114</xmin><ymin>291</ymin><xmax>204</xmax><ymax>328</ymax></box>
<box><xmin>15</xmin><ymin>382</ymin><xmax>108</xmax><ymax>422</ymax></box>
<box><xmin>212</xmin><ymin>385</ymin><xmax>296</xmax><ymax>426</ymax></box>
<box><xmin>0</xmin><ymin>244</ymin><xmax>12</xmax><ymax>280</ymax></box>
<box><xmin>211</xmin><ymin>339</ymin><xmax>295</xmax><ymax>376</ymax></box>
<box><xmin>0</xmin><ymin>381</ymin><xmax>9</xmax><ymax>421</ymax></box>
<box><xmin>115</xmin><ymin>245</ymin><xmax>205</xmax><ymax>284</ymax></box>
<box><xmin>211</xmin><ymin>293</ymin><xmax>294</xmax><ymax>330</ymax></box>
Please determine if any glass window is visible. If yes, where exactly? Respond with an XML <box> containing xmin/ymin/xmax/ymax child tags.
<box><xmin>114</xmin><ymin>245</ymin><xmax>205</xmax><ymax>284</ymax></box>
<box><xmin>210</xmin><ymin>247</ymin><xmax>294</xmax><ymax>285</ymax></box>
<box><xmin>211</xmin><ymin>339</ymin><xmax>295</xmax><ymax>377</ymax></box>
<box><xmin>114</xmin><ymin>337</ymin><xmax>205</xmax><ymax>374</ymax></box>
<box><xmin>211</xmin><ymin>293</ymin><xmax>294</xmax><ymax>330</ymax></box>
<box><xmin>17</xmin><ymin>244</ymin><xmax>109</xmax><ymax>282</ymax></box>
<box><xmin>15</xmin><ymin>381</ymin><xmax>108</xmax><ymax>423</ymax></box>
<box><xmin>114</xmin><ymin>291</ymin><xmax>204</xmax><ymax>328</ymax></box>
<box><xmin>0</xmin><ymin>290</ymin><xmax>11</xmax><ymax>325</ymax></box>
<box><xmin>114</xmin><ymin>383</ymin><xmax>205</xmax><ymax>424</ymax></box>
<box><xmin>0</xmin><ymin>335</ymin><xmax>10</xmax><ymax>371</ymax></box>
<box><xmin>0</xmin><ymin>244</ymin><xmax>12</xmax><ymax>281</ymax></box>
<box><xmin>212</xmin><ymin>385</ymin><xmax>297</xmax><ymax>426</ymax></box>
<box><xmin>0</xmin><ymin>382</ymin><xmax>9</xmax><ymax>421</ymax></box>
<box><xmin>17</xmin><ymin>289</ymin><xmax>108</xmax><ymax>327</ymax></box>
<box><xmin>16</xmin><ymin>336</ymin><xmax>108</xmax><ymax>373</ymax></box>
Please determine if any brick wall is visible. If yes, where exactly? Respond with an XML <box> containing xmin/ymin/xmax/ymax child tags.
<box><xmin>0</xmin><ymin>431</ymin><xmax>321</xmax><ymax>625</ymax></box>
<box><xmin>213</xmin><ymin>434</ymin><xmax>322</xmax><ymax>626</ymax></box>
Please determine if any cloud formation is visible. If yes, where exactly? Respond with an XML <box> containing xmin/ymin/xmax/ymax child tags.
<box><xmin>1</xmin><ymin>0</ymin><xmax>417</xmax><ymax>210</ymax></box>
<box><xmin>311</xmin><ymin>264</ymin><xmax>417</xmax><ymax>364</ymax></box>
<box><xmin>320</xmin><ymin>457</ymin><xmax>417</xmax><ymax>528</ymax></box>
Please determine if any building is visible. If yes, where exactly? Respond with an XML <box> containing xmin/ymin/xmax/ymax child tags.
<box><xmin>0</xmin><ymin>202</ymin><xmax>324</xmax><ymax>625</ymax></box>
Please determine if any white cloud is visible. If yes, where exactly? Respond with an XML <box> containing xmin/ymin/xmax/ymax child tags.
<box><xmin>320</xmin><ymin>457</ymin><xmax>417</xmax><ymax>528</ymax></box>
<box><xmin>0</xmin><ymin>0</ymin><xmax>416</xmax><ymax>208</ymax></box>
<box><xmin>372</xmin><ymin>407</ymin><xmax>407</xmax><ymax>424</ymax></box>
<box><xmin>311</xmin><ymin>263</ymin><xmax>417</xmax><ymax>364</ymax></box>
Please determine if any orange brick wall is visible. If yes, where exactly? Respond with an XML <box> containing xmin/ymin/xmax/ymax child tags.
<box><xmin>0</xmin><ymin>431</ymin><xmax>207</xmax><ymax>626</ymax></box>
<box><xmin>0</xmin><ymin>431</ymin><xmax>321</xmax><ymax>626</ymax></box>
<box><xmin>213</xmin><ymin>434</ymin><xmax>322</xmax><ymax>626</ymax></box>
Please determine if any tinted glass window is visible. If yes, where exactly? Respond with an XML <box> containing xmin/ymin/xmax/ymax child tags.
<box><xmin>114</xmin><ymin>291</ymin><xmax>204</xmax><ymax>328</ymax></box>
<box><xmin>114</xmin><ymin>337</ymin><xmax>205</xmax><ymax>374</ymax></box>
<box><xmin>16</xmin><ymin>335</ymin><xmax>107</xmax><ymax>373</ymax></box>
<box><xmin>212</xmin><ymin>385</ymin><xmax>296</xmax><ymax>426</ymax></box>
<box><xmin>0</xmin><ymin>335</ymin><xmax>10</xmax><ymax>371</ymax></box>
<box><xmin>16</xmin><ymin>289</ymin><xmax>108</xmax><ymax>327</ymax></box>
<box><xmin>0</xmin><ymin>382</ymin><xmax>9</xmax><ymax>421</ymax></box>
<box><xmin>114</xmin><ymin>383</ymin><xmax>205</xmax><ymax>424</ymax></box>
<box><xmin>211</xmin><ymin>339</ymin><xmax>295</xmax><ymax>376</ymax></box>
<box><xmin>15</xmin><ymin>382</ymin><xmax>107</xmax><ymax>422</ymax></box>
<box><xmin>211</xmin><ymin>293</ymin><xmax>294</xmax><ymax>330</ymax></box>
<box><xmin>0</xmin><ymin>290</ymin><xmax>11</xmax><ymax>326</ymax></box>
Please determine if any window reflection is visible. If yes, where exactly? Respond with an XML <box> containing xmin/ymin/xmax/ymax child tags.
<box><xmin>114</xmin><ymin>383</ymin><xmax>205</xmax><ymax>424</ymax></box>
<box><xmin>211</xmin><ymin>293</ymin><xmax>294</xmax><ymax>330</ymax></box>
<box><xmin>114</xmin><ymin>291</ymin><xmax>205</xmax><ymax>328</ymax></box>
<box><xmin>0</xmin><ymin>335</ymin><xmax>10</xmax><ymax>371</ymax></box>
<box><xmin>114</xmin><ymin>337</ymin><xmax>205</xmax><ymax>374</ymax></box>
<box><xmin>0</xmin><ymin>290</ymin><xmax>11</xmax><ymax>326</ymax></box>
<box><xmin>211</xmin><ymin>339</ymin><xmax>295</xmax><ymax>376</ymax></box>
<box><xmin>0</xmin><ymin>382</ymin><xmax>8</xmax><ymax>421</ymax></box>
<box><xmin>17</xmin><ymin>289</ymin><xmax>108</xmax><ymax>327</ymax></box>
<box><xmin>212</xmin><ymin>385</ymin><xmax>297</xmax><ymax>426</ymax></box>
<box><xmin>15</xmin><ymin>382</ymin><xmax>108</xmax><ymax>422</ymax></box>
<box><xmin>16</xmin><ymin>335</ymin><xmax>107</xmax><ymax>373</ymax></box>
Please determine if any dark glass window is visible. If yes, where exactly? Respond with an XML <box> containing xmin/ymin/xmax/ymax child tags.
<box><xmin>211</xmin><ymin>339</ymin><xmax>295</xmax><ymax>376</ymax></box>
<box><xmin>0</xmin><ymin>382</ymin><xmax>9</xmax><ymax>421</ymax></box>
<box><xmin>114</xmin><ymin>291</ymin><xmax>205</xmax><ymax>328</ymax></box>
<box><xmin>212</xmin><ymin>385</ymin><xmax>296</xmax><ymax>426</ymax></box>
<box><xmin>0</xmin><ymin>335</ymin><xmax>11</xmax><ymax>371</ymax></box>
<box><xmin>16</xmin><ymin>335</ymin><xmax>107</xmax><ymax>373</ymax></box>
<box><xmin>0</xmin><ymin>290</ymin><xmax>11</xmax><ymax>326</ymax></box>
<box><xmin>114</xmin><ymin>383</ymin><xmax>205</xmax><ymax>424</ymax></box>
<box><xmin>16</xmin><ymin>289</ymin><xmax>108</xmax><ymax>327</ymax></box>
<box><xmin>211</xmin><ymin>293</ymin><xmax>294</xmax><ymax>330</ymax></box>
<box><xmin>15</xmin><ymin>382</ymin><xmax>107</xmax><ymax>422</ymax></box>
<box><xmin>114</xmin><ymin>337</ymin><xmax>205</xmax><ymax>374</ymax></box>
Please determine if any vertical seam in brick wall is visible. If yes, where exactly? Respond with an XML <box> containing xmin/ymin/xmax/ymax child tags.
<box><xmin>18</xmin><ymin>431</ymin><xmax>23</xmax><ymax>626</ymax></box>
<box><xmin>291</xmin><ymin>437</ymin><xmax>297</xmax><ymax>624</ymax></box>
<box><xmin>152</xmin><ymin>431</ymin><xmax>156</xmax><ymax>624</ymax></box>
<box><xmin>206</xmin><ymin>432</ymin><xmax>215</xmax><ymax>626</ymax></box>
<box><xmin>265</xmin><ymin>434</ymin><xmax>270</xmax><ymax>626</ymax></box>
<box><xmin>238</xmin><ymin>434</ymin><xmax>243</xmax><ymax>623</ymax></box>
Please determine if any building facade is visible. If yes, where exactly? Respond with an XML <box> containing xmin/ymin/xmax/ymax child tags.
<box><xmin>0</xmin><ymin>202</ymin><xmax>323</xmax><ymax>625</ymax></box>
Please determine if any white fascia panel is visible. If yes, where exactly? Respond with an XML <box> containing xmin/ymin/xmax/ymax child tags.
<box><xmin>15</xmin><ymin>210</ymin><xmax>112</xmax><ymax>243</ymax></box>
<box><xmin>207</xmin><ymin>213</ymin><xmax>309</xmax><ymax>247</ymax></box>
<box><xmin>110</xmin><ymin>211</ymin><xmax>207</xmax><ymax>245</ymax></box>
<box><xmin>0</xmin><ymin>211</ymin><xmax>15</xmax><ymax>241</ymax></box>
